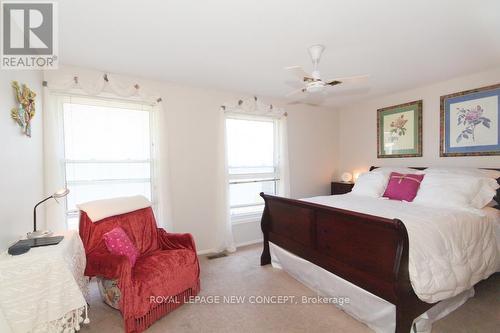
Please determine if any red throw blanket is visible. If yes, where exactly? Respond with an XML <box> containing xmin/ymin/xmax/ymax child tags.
<box><xmin>79</xmin><ymin>207</ymin><xmax>200</xmax><ymax>332</ymax></box>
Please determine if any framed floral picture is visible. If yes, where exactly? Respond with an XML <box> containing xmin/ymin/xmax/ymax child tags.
<box><xmin>377</xmin><ymin>100</ymin><xmax>422</xmax><ymax>158</ymax></box>
<box><xmin>440</xmin><ymin>84</ymin><xmax>500</xmax><ymax>157</ymax></box>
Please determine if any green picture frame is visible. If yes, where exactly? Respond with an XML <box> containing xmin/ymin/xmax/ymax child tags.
<box><xmin>377</xmin><ymin>100</ymin><xmax>422</xmax><ymax>158</ymax></box>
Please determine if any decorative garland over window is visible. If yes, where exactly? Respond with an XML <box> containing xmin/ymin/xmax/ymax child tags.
<box><xmin>42</xmin><ymin>72</ymin><xmax>162</xmax><ymax>104</ymax></box>
<box><xmin>221</xmin><ymin>96</ymin><xmax>286</xmax><ymax>118</ymax></box>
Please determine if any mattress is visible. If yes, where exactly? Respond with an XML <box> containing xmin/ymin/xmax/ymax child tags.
<box><xmin>484</xmin><ymin>206</ymin><xmax>500</xmax><ymax>252</ymax></box>
<box><xmin>300</xmin><ymin>193</ymin><xmax>499</xmax><ymax>303</ymax></box>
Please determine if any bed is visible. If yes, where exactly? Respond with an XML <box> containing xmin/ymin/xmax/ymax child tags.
<box><xmin>259</xmin><ymin>166</ymin><xmax>500</xmax><ymax>333</ymax></box>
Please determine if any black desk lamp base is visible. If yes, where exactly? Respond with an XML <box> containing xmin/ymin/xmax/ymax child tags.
<box><xmin>27</xmin><ymin>230</ymin><xmax>53</xmax><ymax>239</ymax></box>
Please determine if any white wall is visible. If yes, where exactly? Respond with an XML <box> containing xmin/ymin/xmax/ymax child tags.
<box><xmin>160</xmin><ymin>82</ymin><xmax>338</xmax><ymax>252</ymax></box>
<box><xmin>0</xmin><ymin>71</ymin><xmax>44</xmax><ymax>250</ymax></box>
<box><xmin>338</xmin><ymin>67</ymin><xmax>500</xmax><ymax>176</ymax></box>
<box><xmin>43</xmin><ymin>66</ymin><xmax>339</xmax><ymax>253</ymax></box>
<box><xmin>10</xmin><ymin>64</ymin><xmax>499</xmax><ymax>254</ymax></box>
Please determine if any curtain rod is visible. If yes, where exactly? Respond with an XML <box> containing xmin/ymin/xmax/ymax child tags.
<box><xmin>221</xmin><ymin>96</ymin><xmax>286</xmax><ymax>116</ymax></box>
<box><xmin>223</xmin><ymin>109</ymin><xmax>288</xmax><ymax>117</ymax></box>
<box><xmin>42</xmin><ymin>79</ymin><xmax>163</xmax><ymax>103</ymax></box>
<box><xmin>44</xmin><ymin>88</ymin><xmax>159</xmax><ymax>107</ymax></box>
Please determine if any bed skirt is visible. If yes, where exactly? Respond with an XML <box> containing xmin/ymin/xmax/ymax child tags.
<box><xmin>269</xmin><ymin>242</ymin><xmax>473</xmax><ymax>333</ymax></box>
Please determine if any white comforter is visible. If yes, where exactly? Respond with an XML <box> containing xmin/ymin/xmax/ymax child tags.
<box><xmin>301</xmin><ymin>193</ymin><xmax>500</xmax><ymax>303</ymax></box>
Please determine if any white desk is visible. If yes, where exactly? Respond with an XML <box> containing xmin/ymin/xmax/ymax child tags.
<box><xmin>0</xmin><ymin>231</ymin><xmax>89</xmax><ymax>333</ymax></box>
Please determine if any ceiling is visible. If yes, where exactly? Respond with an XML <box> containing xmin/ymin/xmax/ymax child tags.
<box><xmin>58</xmin><ymin>0</ymin><xmax>500</xmax><ymax>107</ymax></box>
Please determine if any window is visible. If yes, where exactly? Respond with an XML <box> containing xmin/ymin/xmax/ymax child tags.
<box><xmin>226</xmin><ymin>116</ymin><xmax>279</xmax><ymax>221</ymax></box>
<box><xmin>62</xmin><ymin>98</ymin><xmax>154</xmax><ymax>229</ymax></box>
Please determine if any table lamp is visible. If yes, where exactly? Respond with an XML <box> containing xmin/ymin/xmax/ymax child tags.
<box><xmin>341</xmin><ymin>172</ymin><xmax>353</xmax><ymax>183</ymax></box>
<box><xmin>28</xmin><ymin>188</ymin><xmax>70</xmax><ymax>239</ymax></box>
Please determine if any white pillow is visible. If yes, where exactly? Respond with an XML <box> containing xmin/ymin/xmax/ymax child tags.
<box><xmin>425</xmin><ymin>167</ymin><xmax>500</xmax><ymax>180</ymax></box>
<box><xmin>413</xmin><ymin>173</ymin><xmax>495</xmax><ymax>209</ymax></box>
<box><xmin>351</xmin><ymin>172</ymin><xmax>388</xmax><ymax>197</ymax></box>
<box><xmin>423</xmin><ymin>167</ymin><xmax>499</xmax><ymax>209</ymax></box>
<box><xmin>470</xmin><ymin>178</ymin><xmax>499</xmax><ymax>208</ymax></box>
<box><xmin>371</xmin><ymin>167</ymin><xmax>425</xmax><ymax>176</ymax></box>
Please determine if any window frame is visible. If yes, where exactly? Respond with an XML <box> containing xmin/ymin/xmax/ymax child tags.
<box><xmin>60</xmin><ymin>95</ymin><xmax>156</xmax><ymax>228</ymax></box>
<box><xmin>225</xmin><ymin>114</ymin><xmax>281</xmax><ymax>223</ymax></box>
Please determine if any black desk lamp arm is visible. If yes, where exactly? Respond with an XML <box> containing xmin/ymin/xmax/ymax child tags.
<box><xmin>33</xmin><ymin>195</ymin><xmax>53</xmax><ymax>232</ymax></box>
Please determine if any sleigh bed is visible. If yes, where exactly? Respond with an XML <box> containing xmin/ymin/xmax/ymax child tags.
<box><xmin>259</xmin><ymin>166</ymin><xmax>500</xmax><ymax>333</ymax></box>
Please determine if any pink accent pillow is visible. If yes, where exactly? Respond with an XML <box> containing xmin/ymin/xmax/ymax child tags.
<box><xmin>103</xmin><ymin>227</ymin><xmax>139</xmax><ymax>266</ymax></box>
<box><xmin>383</xmin><ymin>172</ymin><xmax>425</xmax><ymax>202</ymax></box>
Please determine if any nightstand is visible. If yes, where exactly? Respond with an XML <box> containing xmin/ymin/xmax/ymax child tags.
<box><xmin>331</xmin><ymin>181</ymin><xmax>354</xmax><ymax>195</ymax></box>
<box><xmin>0</xmin><ymin>231</ymin><xmax>89</xmax><ymax>332</ymax></box>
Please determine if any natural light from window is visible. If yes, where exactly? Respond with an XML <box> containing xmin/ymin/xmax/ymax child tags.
<box><xmin>63</xmin><ymin>101</ymin><xmax>153</xmax><ymax>229</ymax></box>
<box><xmin>226</xmin><ymin>117</ymin><xmax>278</xmax><ymax>220</ymax></box>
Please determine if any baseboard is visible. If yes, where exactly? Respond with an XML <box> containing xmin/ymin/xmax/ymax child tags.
<box><xmin>197</xmin><ymin>248</ymin><xmax>216</xmax><ymax>255</ymax></box>
<box><xmin>196</xmin><ymin>238</ymin><xmax>263</xmax><ymax>255</ymax></box>
<box><xmin>235</xmin><ymin>238</ymin><xmax>262</xmax><ymax>248</ymax></box>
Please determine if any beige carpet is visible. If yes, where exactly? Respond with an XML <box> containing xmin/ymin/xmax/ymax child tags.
<box><xmin>81</xmin><ymin>244</ymin><xmax>499</xmax><ymax>333</ymax></box>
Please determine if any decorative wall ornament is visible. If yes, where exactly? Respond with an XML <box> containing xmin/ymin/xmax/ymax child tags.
<box><xmin>440</xmin><ymin>83</ymin><xmax>500</xmax><ymax>157</ymax></box>
<box><xmin>10</xmin><ymin>81</ymin><xmax>36</xmax><ymax>137</ymax></box>
<box><xmin>377</xmin><ymin>100</ymin><xmax>422</xmax><ymax>158</ymax></box>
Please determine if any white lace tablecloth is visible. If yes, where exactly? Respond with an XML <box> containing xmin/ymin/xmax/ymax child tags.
<box><xmin>0</xmin><ymin>230</ymin><xmax>89</xmax><ymax>333</ymax></box>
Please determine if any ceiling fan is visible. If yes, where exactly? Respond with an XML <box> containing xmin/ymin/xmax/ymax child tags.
<box><xmin>285</xmin><ymin>45</ymin><xmax>369</xmax><ymax>97</ymax></box>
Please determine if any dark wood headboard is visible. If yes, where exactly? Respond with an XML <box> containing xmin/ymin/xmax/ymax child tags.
<box><xmin>369</xmin><ymin>166</ymin><xmax>500</xmax><ymax>208</ymax></box>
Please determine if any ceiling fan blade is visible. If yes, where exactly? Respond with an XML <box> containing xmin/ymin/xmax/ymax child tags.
<box><xmin>285</xmin><ymin>87</ymin><xmax>306</xmax><ymax>97</ymax></box>
<box><xmin>326</xmin><ymin>74</ymin><xmax>370</xmax><ymax>85</ymax></box>
<box><xmin>326</xmin><ymin>80</ymin><xmax>342</xmax><ymax>86</ymax></box>
<box><xmin>285</xmin><ymin>66</ymin><xmax>313</xmax><ymax>82</ymax></box>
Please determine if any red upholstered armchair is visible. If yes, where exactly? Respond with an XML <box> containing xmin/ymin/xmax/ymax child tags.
<box><xmin>79</xmin><ymin>205</ymin><xmax>200</xmax><ymax>333</ymax></box>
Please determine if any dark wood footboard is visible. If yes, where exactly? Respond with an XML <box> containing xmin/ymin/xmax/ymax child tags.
<box><xmin>260</xmin><ymin>193</ymin><xmax>434</xmax><ymax>333</ymax></box>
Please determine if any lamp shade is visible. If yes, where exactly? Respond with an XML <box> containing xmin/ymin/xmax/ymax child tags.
<box><xmin>341</xmin><ymin>172</ymin><xmax>353</xmax><ymax>182</ymax></box>
<box><xmin>353</xmin><ymin>172</ymin><xmax>361</xmax><ymax>182</ymax></box>
<box><xmin>53</xmin><ymin>188</ymin><xmax>70</xmax><ymax>198</ymax></box>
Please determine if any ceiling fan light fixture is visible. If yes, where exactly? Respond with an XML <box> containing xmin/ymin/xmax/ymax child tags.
<box><xmin>308</xmin><ymin>44</ymin><xmax>325</xmax><ymax>62</ymax></box>
<box><xmin>306</xmin><ymin>81</ymin><xmax>325</xmax><ymax>93</ymax></box>
<box><xmin>284</xmin><ymin>45</ymin><xmax>369</xmax><ymax>98</ymax></box>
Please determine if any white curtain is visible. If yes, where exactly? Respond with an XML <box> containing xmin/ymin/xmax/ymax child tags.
<box><xmin>42</xmin><ymin>69</ymin><xmax>161</xmax><ymax>103</ymax></box>
<box><xmin>278</xmin><ymin>116</ymin><xmax>291</xmax><ymax>198</ymax></box>
<box><xmin>42</xmin><ymin>68</ymin><xmax>172</xmax><ymax>230</ymax></box>
<box><xmin>215</xmin><ymin>110</ymin><xmax>236</xmax><ymax>253</ymax></box>
<box><xmin>150</xmin><ymin>102</ymin><xmax>173</xmax><ymax>229</ymax></box>
<box><xmin>216</xmin><ymin>97</ymin><xmax>290</xmax><ymax>253</ymax></box>
<box><xmin>43</xmin><ymin>90</ymin><xmax>67</xmax><ymax>231</ymax></box>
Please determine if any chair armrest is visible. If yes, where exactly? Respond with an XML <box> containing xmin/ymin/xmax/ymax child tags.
<box><xmin>85</xmin><ymin>250</ymin><xmax>132</xmax><ymax>280</ymax></box>
<box><xmin>158</xmin><ymin>229</ymin><xmax>197</xmax><ymax>252</ymax></box>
